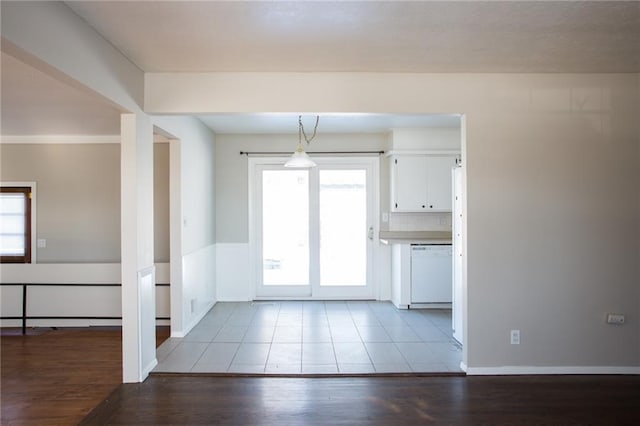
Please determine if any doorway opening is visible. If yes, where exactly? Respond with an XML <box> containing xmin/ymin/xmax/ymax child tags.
<box><xmin>251</xmin><ymin>157</ymin><xmax>378</xmax><ymax>300</ymax></box>
<box><xmin>153</xmin><ymin>132</ymin><xmax>171</xmax><ymax>346</ymax></box>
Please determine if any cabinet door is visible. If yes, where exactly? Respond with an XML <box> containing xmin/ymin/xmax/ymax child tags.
<box><xmin>392</xmin><ymin>156</ymin><xmax>428</xmax><ymax>211</ymax></box>
<box><xmin>425</xmin><ymin>156</ymin><xmax>457</xmax><ymax>211</ymax></box>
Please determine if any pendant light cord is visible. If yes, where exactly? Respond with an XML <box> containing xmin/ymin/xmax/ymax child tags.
<box><xmin>299</xmin><ymin>115</ymin><xmax>319</xmax><ymax>146</ymax></box>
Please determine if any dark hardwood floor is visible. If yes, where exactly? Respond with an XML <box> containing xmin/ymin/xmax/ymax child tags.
<box><xmin>0</xmin><ymin>326</ymin><xmax>169</xmax><ymax>426</ymax></box>
<box><xmin>81</xmin><ymin>374</ymin><xmax>640</xmax><ymax>425</ymax></box>
<box><xmin>3</xmin><ymin>326</ymin><xmax>640</xmax><ymax>425</ymax></box>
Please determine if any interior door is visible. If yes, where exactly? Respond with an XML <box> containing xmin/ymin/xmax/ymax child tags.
<box><xmin>254</xmin><ymin>159</ymin><xmax>375</xmax><ymax>299</ymax></box>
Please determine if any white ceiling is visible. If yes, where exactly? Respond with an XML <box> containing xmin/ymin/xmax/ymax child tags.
<box><xmin>66</xmin><ymin>1</ymin><xmax>640</xmax><ymax>73</ymax></box>
<box><xmin>198</xmin><ymin>113</ymin><xmax>460</xmax><ymax>134</ymax></box>
<box><xmin>1</xmin><ymin>1</ymin><xmax>638</xmax><ymax>136</ymax></box>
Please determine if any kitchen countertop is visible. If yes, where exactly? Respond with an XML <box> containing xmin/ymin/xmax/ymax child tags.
<box><xmin>379</xmin><ymin>230</ymin><xmax>452</xmax><ymax>245</ymax></box>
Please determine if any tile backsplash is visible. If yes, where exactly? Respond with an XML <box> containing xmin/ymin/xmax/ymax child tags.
<box><xmin>386</xmin><ymin>212</ymin><xmax>452</xmax><ymax>232</ymax></box>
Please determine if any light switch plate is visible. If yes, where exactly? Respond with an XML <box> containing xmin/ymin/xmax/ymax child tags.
<box><xmin>37</xmin><ymin>239</ymin><xmax>46</xmax><ymax>248</ymax></box>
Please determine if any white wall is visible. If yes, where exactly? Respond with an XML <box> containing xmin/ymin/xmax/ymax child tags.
<box><xmin>148</xmin><ymin>72</ymin><xmax>640</xmax><ymax>372</ymax></box>
<box><xmin>1</xmin><ymin>1</ymin><xmax>143</xmax><ymax>112</ymax></box>
<box><xmin>120</xmin><ymin>113</ymin><xmax>156</xmax><ymax>380</ymax></box>
<box><xmin>0</xmin><ymin>140</ymin><xmax>172</xmax><ymax>334</ymax></box>
<box><xmin>3</xmin><ymin>1</ymin><xmax>638</xmax><ymax>374</ymax></box>
<box><xmin>0</xmin><ymin>143</ymin><xmax>121</xmax><ymax>262</ymax></box>
<box><xmin>2</xmin><ymin>2</ymin><xmax>155</xmax><ymax>382</ymax></box>
<box><xmin>154</xmin><ymin>143</ymin><xmax>170</xmax><ymax>262</ymax></box>
<box><xmin>215</xmin><ymin>133</ymin><xmax>389</xmax><ymax>301</ymax></box>
<box><xmin>216</xmin><ymin>133</ymin><xmax>387</xmax><ymax>243</ymax></box>
<box><xmin>0</xmin><ymin>142</ymin><xmax>171</xmax><ymax>263</ymax></box>
<box><xmin>390</xmin><ymin>128</ymin><xmax>461</xmax><ymax>151</ymax></box>
<box><xmin>0</xmin><ymin>263</ymin><xmax>170</xmax><ymax>328</ymax></box>
<box><xmin>152</xmin><ymin>116</ymin><xmax>216</xmax><ymax>337</ymax></box>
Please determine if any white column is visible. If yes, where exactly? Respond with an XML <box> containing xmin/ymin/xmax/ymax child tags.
<box><xmin>169</xmin><ymin>138</ymin><xmax>184</xmax><ymax>335</ymax></box>
<box><xmin>121</xmin><ymin>113</ymin><xmax>156</xmax><ymax>382</ymax></box>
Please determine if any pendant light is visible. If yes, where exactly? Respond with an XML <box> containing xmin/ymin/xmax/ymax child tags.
<box><xmin>285</xmin><ymin>115</ymin><xmax>319</xmax><ymax>168</ymax></box>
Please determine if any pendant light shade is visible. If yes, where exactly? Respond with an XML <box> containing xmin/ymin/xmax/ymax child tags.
<box><xmin>285</xmin><ymin>142</ymin><xmax>317</xmax><ymax>168</ymax></box>
<box><xmin>284</xmin><ymin>115</ymin><xmax>319</xmax><ymax>168</ymax></box>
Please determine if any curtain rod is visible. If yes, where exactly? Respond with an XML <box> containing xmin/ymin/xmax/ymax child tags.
<box><xmin>240</xmin><ymin>151</ymin><xmax>385</xmax><ymax>156</ymax></box>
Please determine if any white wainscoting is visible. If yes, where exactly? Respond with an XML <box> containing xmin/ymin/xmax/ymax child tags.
<box><xmin>177</xmin><ymin>244</ymin><xmax>217</xmax><ymax>337</ymax></box>
<box><xmin>215</xmin><ymin>243</ymin><xmax>252</xmax><ymax>301</ymax></box>
<box><xmin>215</xmin><ymin>242</ymin><xmax>391</xmax><ymax>302</ymax></box>
<box><xmin>139</xmin><ymin>266</ymin><xmax>158</xmax><ymax>377</ymax></box>
<box><xmin>0</xmin><ymin>263</ymin><xmax>170</xmax><ymax>327</ymax></box>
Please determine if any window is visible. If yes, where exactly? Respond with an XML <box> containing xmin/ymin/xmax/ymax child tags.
<box><xmin>0</xmin><ymin>186</ymin><xmax>32</xmax><ymax>263</ymax></box>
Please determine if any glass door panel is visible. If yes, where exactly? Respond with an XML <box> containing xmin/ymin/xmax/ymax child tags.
<box><xmin>319</xmin><ymin>170</ymin><xmax>367</xmax><ymax>287</ymax></box>
<box><xmin>262</xmin><ymin>170</ymin><xmax>309</xmax><ymax>287</ymax></box>
<box><xmin>254</xmin><ymin>158</ymin><xmax>375</xmax><ymax>299</ymax></box>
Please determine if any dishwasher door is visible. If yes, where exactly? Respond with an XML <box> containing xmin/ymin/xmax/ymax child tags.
<box><xmin>410</xmin><ymin>245</ymin><xmax>453</xmax><ymax>304</ymax></box>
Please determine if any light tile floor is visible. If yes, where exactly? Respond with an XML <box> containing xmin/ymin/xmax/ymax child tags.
<box><xmin>154</xmin><ymin>301</ymin><xmax>463</xmax><ymax>374</ymax></box>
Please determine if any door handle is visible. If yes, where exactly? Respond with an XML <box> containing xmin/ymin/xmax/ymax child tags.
<box><xmin>368</xmin><ymin>226</ymin><xmax>374</xmax><ymax>240</ymax></box>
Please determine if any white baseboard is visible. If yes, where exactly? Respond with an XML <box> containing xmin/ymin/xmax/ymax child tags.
<box><xmin>465</xmin><ymin>366</ymin><xmax>640</xmax><ymax>375</ymax></box>
<box><xmin>409</xmin><ymin>303</ymin><xmax>452</xmax><ymax>309</ymax></box>
<box><xmin>142</xmin><ymin>357</ymin><xmax>158</xmax><ymax>379</ymax></box>
<box><xmin>171</xmin><ymin>300</ymin><xmax>215</xmax><ymax>338</ymax></box>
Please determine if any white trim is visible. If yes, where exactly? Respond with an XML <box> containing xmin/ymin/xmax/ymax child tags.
<box><xmin>0</xmin><ymin>181</ymin><xmax>37</xmax><ymax>264</ymax></box>
<box><xmin>459</xmin><ymin>114</ymin><xmax>469</xmax><ymax>371</ymax></box>
<box><xmin>371</xmin><ymin>158</ymin><xmax>382</xmax><ymax>301</ymax></box>
<box><xmin>142</xmin><ymin>358</ymin><xmax>158</xmax><ymax>378</ymax></box>
<box><xmin>169</xmin><ymin>138</ymin><xmax>183</xmax><ymax>335</ymax></box>
<box><xmin>465</xmin><ymin>366</ymin><xmax>640</xmax><ymax>375</ymax></box>
<box><xmin>254</xmin><ymin>296</ymin><xmax>376</xmax><ymax>301</ymax></box>
<box><xmin>0</xmin><ymin>135</ymin><xmax>120</xmax><ymax>144</ymax></box>
<box><xmin>248</xmin><ymin>159</ymin><xmax>258</xmax><ymax>301</ymax></box>
<box><xmin>249</xmin><ymin>156</ymin><xmax>379</xmax><ymax>300</ymax></box>
<box><xmin>137</xmin><ymin>265</ymin><xmax>156</xmax><ymax>382</ymax></box>
<box><xmin>170</xmin><ymin>300</ymin><xmax>215</xmax><ymax>338</ymax></box>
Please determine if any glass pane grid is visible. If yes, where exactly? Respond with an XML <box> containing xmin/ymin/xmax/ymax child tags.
<box><xmin>319</xmin><ymin>170</ymin><xmax>367</xmax><ymax>287</ymax></box>
<box><xmin>262</xmin><ymin>170</ymin><xmax>310</xmax><ymax>286</ymax></box>
<box><xmin>0</xmin><ymin>193</ymin><xmax>27</xmax><ymax>257</ymax></box>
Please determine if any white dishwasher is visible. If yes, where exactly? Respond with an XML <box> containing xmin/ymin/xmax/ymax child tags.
<box><xmin>410</xmin><ymin>244</ymin><xmax>453</xmax><ymax>304</ymax></box>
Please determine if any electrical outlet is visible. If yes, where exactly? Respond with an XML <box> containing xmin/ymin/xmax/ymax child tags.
<box><xmin>37</xmin><ymin>239</ymin><xmax>47</xmax><ymax>248</ymax></box>
<box><xmin>510</xmin><ymin>329</ymin><xmax>520</xmax><ymax>345</ymax></box>
<box><xmin>607</xmin><ymin>314</ymin><xmax>625</xmax><ymax>325</ymax></box>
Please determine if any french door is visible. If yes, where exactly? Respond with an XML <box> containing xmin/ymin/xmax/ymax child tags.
<box><xmin>252</xmin><ymin>158</ymin><xmax>376</xmax><ymax>299</ymax></box>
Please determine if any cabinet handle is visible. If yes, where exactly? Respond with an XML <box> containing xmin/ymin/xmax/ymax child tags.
<box><xmin>422</xmin><ymin>205</ymin><xmax>425</xmax><ymax>208</ymax></box>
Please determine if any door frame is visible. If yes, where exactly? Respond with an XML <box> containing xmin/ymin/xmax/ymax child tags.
<box><xmin>248</xmin><ymin>156</ymin><xmax>380</xmax><ymax>300</ymax></box>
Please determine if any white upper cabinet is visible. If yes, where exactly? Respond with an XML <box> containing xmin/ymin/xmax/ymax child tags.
<box><xmin>391</xmin><ymin>155</ymin><xmax>457</xmax><ymax>212</ymax></box>
<box><xmin>392</xmin><ymin>155</ymin><xmax>429</xmax><ymax>211</ymax></box>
